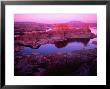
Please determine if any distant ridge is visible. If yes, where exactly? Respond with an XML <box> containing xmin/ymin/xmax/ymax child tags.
<box><xmin>14</xmin><ymin>21</ymin><xmax>97</xmax><ymax>30</ymax></box>
<box><xmin>14</xmin><ymin>21</ymin><xmax>96</xmax><ymax>25</ymax></box>
<box><xmin>14</xmin><ymin>22</ymin><xmax>37</xmax><ymax>24</ymax></box>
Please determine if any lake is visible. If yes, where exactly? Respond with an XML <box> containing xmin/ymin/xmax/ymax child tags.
<box><xmin>18</xmin><ymin>28</ymin><xmax>97</xmax><ymax>55</ymax></box>
<box><xmin>18</xmin><ymin>38</ymin><xmax>96</xmax><ymax>55</ymax></box>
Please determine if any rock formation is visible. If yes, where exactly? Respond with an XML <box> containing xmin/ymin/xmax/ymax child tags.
<box><xmin>14</xmin><ymin>22</ymin><xmax>96</xmax><ymax>49</ymax></box>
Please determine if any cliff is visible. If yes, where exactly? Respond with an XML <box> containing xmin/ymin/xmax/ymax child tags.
<box><xmin>14</xmin><ymin>27</ymin><xmax>96</xmax><ymax>49</ymax></box>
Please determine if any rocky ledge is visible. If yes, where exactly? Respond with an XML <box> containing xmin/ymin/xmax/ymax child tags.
<box><xmin>14</xmin><ymin>48</ymin><xmax>97</xmax><ymax>76</ymax></box>
<box><xmin>14</xmin><ymin>28</ymin><xmax>96</xmax><ymax>49</ymax></box>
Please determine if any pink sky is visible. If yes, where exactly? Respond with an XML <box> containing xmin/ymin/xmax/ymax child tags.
<box><xmin>14</xmin><ymin>14</ymin><xmax>97</xmax><ymax>24</ymax></box>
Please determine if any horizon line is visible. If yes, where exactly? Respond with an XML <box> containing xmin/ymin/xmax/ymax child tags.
<box><xmin>14</xmin><ymin>21</ymin><xmax>97</xmax><ymax>24</ymax></box>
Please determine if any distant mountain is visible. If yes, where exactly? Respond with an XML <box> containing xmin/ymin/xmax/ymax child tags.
<box><xmin>14</xmin><ymin>21</ymin><xmax>97</xmax><ymax>31</ymax></box>
<box><xmin>87</xmin><ymin>23</ymin><xmax>97</xmax><ymax>27</ymax></box>
<box><xmin>67</xmin><ymin>21</ymin><xmax>84</xmax><ymax>27</ymax></box>
<box><xmin>14</xmin><ymin>22</ymin><xmax>37</xmax><ymax>24</ymax></box>
<box><xmin>68</xmin><ymin>21</ymin><xmax>97</xmax><ymax>27</ymax></box>
<box><xmin>68</xmin><ymin>21</ymin><xmax>84</xmax><ymax>24</ymax></box>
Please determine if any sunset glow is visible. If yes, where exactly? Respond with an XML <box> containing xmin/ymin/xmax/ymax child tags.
<box><xmin>14</xmin><ymin>14</ymin><xmax>97</xmax><ymax>24</ymax></box>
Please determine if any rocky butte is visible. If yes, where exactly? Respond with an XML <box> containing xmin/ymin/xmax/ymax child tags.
<box><xmin>14</xmin><ymin>22</ymin><xmax>96</xmax><ymax>50</ymax></box>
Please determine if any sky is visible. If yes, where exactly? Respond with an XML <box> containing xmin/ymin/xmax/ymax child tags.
<box><xmin>14</xmin><ymin>14</ymin><xmax>97</xmax><ymax>24</ymax></box>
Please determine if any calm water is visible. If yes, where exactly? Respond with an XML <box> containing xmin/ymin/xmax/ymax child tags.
<box><xmin>18</xmin><ymin>38</ymin><xmax>96</xmax><ymax>55</ymax></box>
<box><xmin>18</xmin><ymin>28</ymin><xmax>97</xmax><ymax>55</ymax></box>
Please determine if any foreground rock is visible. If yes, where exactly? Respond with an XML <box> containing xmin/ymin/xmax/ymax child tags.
<box><xmin>14</xmin><ymin>48</ymin><xmax>97</xmax><ymax>76</ymax></box>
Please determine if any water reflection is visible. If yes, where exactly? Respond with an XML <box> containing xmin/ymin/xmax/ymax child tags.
<box><xmin>54</xmin><ymin>38</ymin><xmax>90</xmax><ymax>48</ymax></box>
<box><xmin>18</xmin><ymin>38</ymin><xmax>96</xmax><ymax>55</ymax></box>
